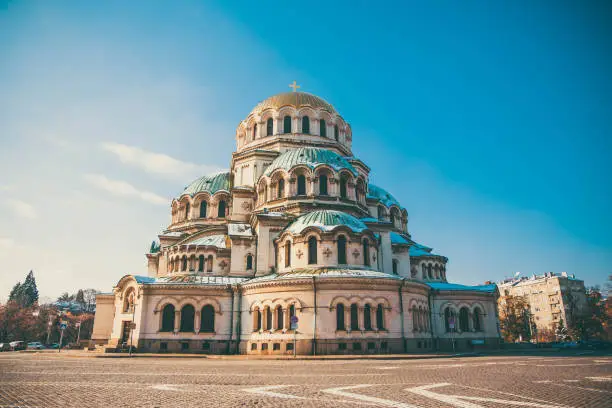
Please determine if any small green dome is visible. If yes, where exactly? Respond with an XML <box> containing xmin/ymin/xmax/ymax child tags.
<box><xmin>264</xmin><ymin>147</ymin><xmax>357</xmax><ymax>177</ymax></box>
<box><xmin>285</xmin><ymin>210</ymin><xmax>368</xmax><ymax>235</ymax></box>
<box><xmin>179</xmin><ymin>172</ymin><xmax>230</xmax><ymax>198</ymax></box>
<box><xmin>367</xmin><ymin>184</ymin><xmax>402</xmax><ymax>208</ymax></box>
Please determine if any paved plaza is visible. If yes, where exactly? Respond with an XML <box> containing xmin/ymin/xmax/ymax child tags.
<box><xmin>0</xmin><ymin>351</ymin><xmax>610</xmax><ymax>407</ymax></box>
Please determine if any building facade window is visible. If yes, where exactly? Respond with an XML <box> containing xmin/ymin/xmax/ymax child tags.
<box><xmin>308</xmin><ymin>237</ymin><xmax>317</xmax><ymax>264</ymax></box>
<box><xmin>319</xmin><ymin>175</ymin><xmax>328</xmax><ymax>195</ymax></box>
<box><xmin>363</xmin><ymin>239</ymin><xmax>370</xmax><ymax>266</ymax></box>
<box><xmin>254</xmin><ymin>309</ymin><xmax>261</xmax><ymax>331</ymax></box>
<box><xmin>283</xmin><ymin>115</ymin><xmax>292</xmax><ymax>133</ymax></box>
<box><xmin>444</xmin><ymin>307</ymin><xmax>454</xmax><ymax>333</ymax></box>
<box><xmin>160</xmin><ymin>304</ymin><xmax>175</xmax><ymax>332</ymax></box>
<box><xmin>285</xmin><ymin>241</ymin><xmax>291</xmax><ymax>267</ymax></box>
<box><xmin>265</xmin><ymin>306</ymin><xmax>272</xmax><ymax>330</ymax></box>
<box><xmin>336</xmin><ymin>303</ymin><xmax>345</xmax><ymax>330</ymax></box>
<box><xmin>392</xmin><ymin>259</ymin><xmax>398</xmax><ymax>275</ymax></box>
<box><xmin>277</xmin><ymin>179</ymin><xmax>284</xmax><ymax>198</ymax></box>
<box><xmin>276</xmin><ymin>306</ymin><xmax>283</xmax><ymax>330</ymax></box>
<box><xmin>302</xmin><ymin>116</ymin><xmax>310</xmax><ymax>134</ymax></box>
<box><xmin>364</xmin><ymin>304</ymin><xmax>372</xmax><ymax>330</ymax></box>
<box><xmin>181</xmin><ymin>256</ymin><xmax>188</xmax><ymax>271</ymax></box>
<box><xmin>350</xmin><ymin>303</ymin><xmax>359</xmax><ymax>330</ymax></box>
<box><xmin>199</xmin><ymin>201</ymin><xmax>207</xmax><ymax>218</ymax></box>
<box><xmin>297</xmin><ymin>175</ymin><xmax>306</xmax><ymax>195</ymax></box>
<box><xmin>376</xmin><ymin>304</ymin><xmax>385</xmax><ymax>330</ymax></box>
<box><xmin>473</xmin><ymin>307</ymin><xmax>483</xmax><ymax>332</ymax></box>
<box><xmin>201</xmin><ymin>305</ymin><xmax>215</xmax><ymax>332</ymax></box>
<box><xmin>337</xmin><ymin>235</ymin><xmax>347</xmax><ymax>264</ymax></box>
<box><xmin>198</xmin><ymin>255</ymin><xmax>205</xmax><ymax>272</ymax></box>
<box><xmin>185</xmin><ymin>202</ymin><xmax>190</xmax><ymax>220</ymax></box>
<box><xmin>334</xmin><ymin>125</ymin><xmax>339</xmax><ymax>141</ymax></box>
<box><xmin>252</xmin><ymin>123</ymin><xmax>257</xmax><ymax>140</ymax></box>
<box><xmin>459</xmin><ymin>307</ymin><xmax>470</xmax><ymax>332</ymax></box>
<box><xmin>340</xmin><ymin>177</ymin><xmax>347</xmax><ymax>198</ymax></box>
<box><xmin>266</xmin><ymin>118</ymin><xmax>273</xmax><ymax>136</ymax></box>
<box><xmin>217</xmin><ymin>200</ymin><xmax>226</xmax><ymax>218</ymax></box>
<box><xmin>320</xmin><ymin>119</ymin><xmax>326</xmax><ymax>137</ymax></box>
<box><xmin>246</xmin><ymin>254</ymin><xmax>253</xmax><ymax>270</ymax></box>
<box><xmin>180</xmin><ymin>305</ymin><xmax>195</xmax><ymax>332</ymax></box>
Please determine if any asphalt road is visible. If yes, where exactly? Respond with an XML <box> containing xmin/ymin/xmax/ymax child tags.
<box><xmin>0</xmin><ymin>351</ymin><xmax>610</xmax><ymax>407</ymax></box>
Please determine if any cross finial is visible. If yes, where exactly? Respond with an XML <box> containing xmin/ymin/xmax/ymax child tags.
<box><xmin>289</xmin><ymin>80</ymin><xmax>300</xmax><ymax>92</ymax></box>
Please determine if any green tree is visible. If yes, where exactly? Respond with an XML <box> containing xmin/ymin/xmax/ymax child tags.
<box><xmin>75</xmin><ymin>289</ymin><xmax>85</xmax><ymax>309</ymax></box>
<box><xmin>21</xmin><ymin>271</ymin><xmax>39</xmax><ymax>307</ymax></box>
<box><xmin>57</xmin><ymin>292</ymin><xmax>74</xmax><ymax>302</ymax></box>
<box><xmin>499</xmin><ymin>295</ymin><xmax>531</xmax><ymax>342</ymax></box>
<box><xmin>8</xmin><ymin>282</ymin><xmax>22</xmax><ymax>303</ymax></box>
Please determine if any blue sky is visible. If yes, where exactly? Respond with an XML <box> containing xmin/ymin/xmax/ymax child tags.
<box><xmin>0</xmin><ymin>0</ymin><xmax>610</xmax><ymax>299</ymax></box>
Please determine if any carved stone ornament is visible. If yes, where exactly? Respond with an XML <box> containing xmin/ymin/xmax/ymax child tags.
<box><xmin>241</xmin><ymin>201</ymin><xmax>252</xmax><ymax>211</ymax></box>
<box><xmin>352</xmin><ymin>249</ymin><xmax>360</xmax><ymax>258</ymax></box>
<box><xmin>296</xmin><ymin>249</ymin><xmax>304</xmax><ymax>259</ymax></box>
<box><xmin>323</xmin><ymin>247</ymin><xmax>332</xmax><ymax>258</ymax></box>
<box><xmin>218</xmin><ymin>260</ymin><xmax>228</xmax><ymax>269</ymax></box>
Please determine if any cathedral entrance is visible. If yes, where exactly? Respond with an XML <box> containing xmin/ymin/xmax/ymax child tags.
<box><xmin>120</xmin><ymin>321</ymin><xmax>131</xmax><ymax>346</ymax></box>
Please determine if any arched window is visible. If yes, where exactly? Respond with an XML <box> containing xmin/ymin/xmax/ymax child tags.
<box><xmin>198</xmin><ymin>255</ymin><xmax>205</xmax><ymax>272</ymax></box>
<box><xmin>206</xmin><ymin>255</ymin><xmax>213</xmax><ymax>272</ymax></box>
<box><xmin>285</xmin><ymin>241</ymin><xmax>291</xmax><ymax>267</ymax></box>
<box><xmin>334</xmin><ymin>125</ymin><xmax>339</xmax><ymax>141</ymax></box>
<box><xmin>217</xmin><ymin>200</ymin><xmax>226</xmax><ymax>218</ymax></box>
<box><xmin>337</xmin><ymin>235</ymin><xmax>347</xmax><ymax>264</ymax></box>
<box><xmin>252</xmin><ymin>123</ymin><xmax>257</xmax><ymax>140</ymax></box>
<box><xmin>377</xmin><ymin>206</ymin><xmax>385</xmax><ymax>220</ymax></box>
<box><xmin>473</xmin><ymin>307</ymin><xmax>483</xmax><ymax>332</ymax></box>
<box><xmin>289</xmin><ymin>304</ymin><xmax>296</xmax><ymax>322</ymax></box>
<box><xmin>189</xmin><ymin>255</ymin><xmax>195</xmax><ymax>271</ymax></box>
<box><xmin>276</xmin><ymin>306</ymin><xmax>283</xmax><ymax>330</ymax></box>
<box><xmin>201</xmin><ymin>305</ymin><xmax>215</xmax><ymax>332</ymax></box>
<box><xmin>319</xmin><ymin>174</ymin><xmax>328</xmax><ymax>195</ymax></box>
<box><xmin>199</xmin><ymin>201</ymin><xmax>207</xmax><ymax>218</ymax></box>
<box><xmin>123</xmin><ymin>288</ymin><xmax>135</xmax><ymax>313</ymax></box>
<box><xmin>308</xmin><ymin>236</ymin><xmax>317</xmax><ymax>264</ymax></box>
<box><xmin>364</xmin><ymin>304</ymin><xmax>372</xmax><ymax>330</ymax></box>
<box><xmin>412</xmin><ymin>306</ymin><xmax>418</xmax><ymax>332</ymax></box>
<box><xmin>350</xmin><ymin>303</ymin><xmax>359</xmax><ymax>330</ymax></box>
<box><xmin>283</xmin><ymin>115</ymin><xmax>292</xmax><ymax>133</ymax></box>
<box><xmin>339</xmin><ymin>177</ymin><xmax>347</xmax><ymax>198</ymax></box>
<box><xmin>160</xmin><ymin>304</ymin><xmax>175</xmax><ymax>332</ymax></box>
<box><xmin>277</xmin><ymin>179</ymin><xmax>285</xmax><ymax>198</ymax></box>
<box><xmin>428</xmin><ymin>265</ymin><xmax>433</xmax><ymax>279</ymax></box>
<box><xmin>444</xmin><ymin>307</ymin><xmax>454</xmax><ymax>333</ymax></box>
<box><xmin>376</xmin><ymin>304</ymin><xmax>385</xmax><ymax>330</ymax></box>
<box><xmin>246</xmin><ymin>254</ymin><xmax>253</xmax><ymax>270</ymax></box>
<box><xmin>180</xmin><ymin>305</ymin><xmax>195</xmax><ymax>332</ymax></box>
<box><xmin>266</xmin><ymin>118</ymin><xmax>273</xmax><ymax>136</ymax></box>
<box><xmin>336</xmin><ymin>303</ymin><xmax>345</xmax><ymax>330</ymax></box>
<box><xmin>459</xmin><ymin>307</ymin><xmax>470</xmax><ymax>332</ymax></box>
<box><xmin>297</xmin><ymin>175</ymin><xmax>306</xmax><ymax>195</ymax></box>
<box><xmin>363</xmin><ymin>239</ymin><xmax>370</xmax><ymax>266</ymax></box>
<box><xmin>254</xmin><ymin>308</ymin><xmax>261</xmax><ymax>331</ymax></box>
<box><xmin>390</xmin><ymin>210</ymin><xmax>397</xmax><ymax>226</ymax></box>
<box><xmin>265</xmin><ymin>306</ymin><xmax>272</xmax><ymax>331</ymax></box>
<box><xmin>392</xmin><ymin>259</ymin><xmax>399</xmax><ymax>275</ymax></box>
<box><xmin>185</xmin><ymin>202</ymin><xmax>190</xmax><ymax>220</ymax></box>
<box><xmin>181</xmin><ymin>256</ymin><xmax>188</xmax><ymax>271</ymax></box>
<box><xmin>302</xmin><ymin>116</ymin><xmax>310</xmax><ymax>134</ymax></box>
<box><xmin>320</xmin><ymin>119</ymin><xmax>326</xmax><ymax>137</ymax></box>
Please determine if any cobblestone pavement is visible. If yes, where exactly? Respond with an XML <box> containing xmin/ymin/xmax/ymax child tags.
<box><xmin>0</xmin><ymin>351</ymin><xmax>610</xmax><ymax>407</ymax></box>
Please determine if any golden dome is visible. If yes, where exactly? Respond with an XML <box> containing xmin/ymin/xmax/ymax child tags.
<box><xmin>249</xmin><ymin>92</ymin><xmax>337</xmax><ymax>116</ymax></box>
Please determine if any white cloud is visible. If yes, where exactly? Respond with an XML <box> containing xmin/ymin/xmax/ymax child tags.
<box><xmin>83</xmin><ymin>173</ymin><xmax>167</xmax><ymax>205</ymax></box>
<box><xmin>5</xmin><ymin>199</ymin><xmax>38</xmax><ymax>219</ymax></box>
<box><xmin>0</xmin><ymin>237</ymin><xmax>16</xmax><ymax>250</ymax></box>
<box><xmin>100</xmin><ymin>142</ymin><xmax>222</xmax><ymax>180</ymax></box>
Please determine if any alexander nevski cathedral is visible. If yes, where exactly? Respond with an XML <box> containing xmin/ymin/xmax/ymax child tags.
<box><xmin>92</xmin><ymin>85</ymin><xmax>500</xmax><ymax>354</ymax></box>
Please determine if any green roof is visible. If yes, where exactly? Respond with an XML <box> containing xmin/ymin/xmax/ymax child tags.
<box><xmin>285</xmin><ymin>210</ymin><xmax>368</xmax><ymax>235</ymax></box>
<box><xmin>182</xmin><ymin>234</ymin><xmax>228</xmax><ymax>248</ymax></box>
<box><xmin>179</xmin><ymin>172</ymin><xmax>230</xmax><ymax>198</ymax></box>
<box><xmin>367</xmin><ymin>184</ymin><xmax>402</xmax><ymax>208</ymax></box>
<box><xmin>264</xmin><ymin>147</ymin><xmax>357</xmax><ymax>177</ymax></box>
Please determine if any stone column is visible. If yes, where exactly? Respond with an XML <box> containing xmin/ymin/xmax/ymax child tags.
<box><xmin>358</xmin><ymin>306</ymin><xmax>365</xmax><ymax>331</ymax></box>
<box><xmin>174</xmin><ymin>310</ymin><xmax>180</xmax><ymax>333</ymax></box>
<box><xmin>307</xmin><ymin>177</ymin><xmax>315</xmax><ymax>196</ymax></box>
<box><xmin>345</xmin><ymin>308</ymin><xmax>351</xmax><ymax>332</ymax></box>
<box><xmin>272</xmin><ymin>308</ymin><xmax>278</xmax><ymax>332</ymax></box>
<box><xmin>371</xmin><ymin>307</ymin><xmax>378</xmax><ymax>331</ymax></box>
<box><xmin>194</xmin><ymin>310</ymin><xmax>201</xmax><ymax>334</ymax></box>
<box><xmin>284</xmin><ymin>308</ymin><xmax>290</xmax><ymax>330</ymax></box>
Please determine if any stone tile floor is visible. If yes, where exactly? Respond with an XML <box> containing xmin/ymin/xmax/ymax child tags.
<box><xmin>0</xmin><ymin>351</ymin><xmax>610</xmax><ymax>407</ymax></box>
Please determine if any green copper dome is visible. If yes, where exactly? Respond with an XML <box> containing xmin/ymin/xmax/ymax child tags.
<box><xmin>367</xmin><ymin>184</ymin><xmax>402</xmax><ymax>208</ymax></box>
<box><xmin>179</xmin><ymin>172</ymin><xmax>230</xmax><ymax>198</ymax></box>
<box><xmin>264</xmin><ymin>147</ymin><xmax>357</xmax><ymax>177</ymax></box>
<box><xmin>285</xmin><ymin>210</ymin><xmax>368</xmax><ymax>235</ymax></box>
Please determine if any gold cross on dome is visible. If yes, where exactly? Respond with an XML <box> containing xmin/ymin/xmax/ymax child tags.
<box><xmin>289</xmin><ymin>80</ymin><xmax>301</xmax><ymax>92</ymax></box>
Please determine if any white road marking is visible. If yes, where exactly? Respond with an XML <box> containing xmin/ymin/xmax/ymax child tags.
<box><xmin>455</xmin><ymin>384</ymin><xmax>573</xmax><ymax>407</ymax></box>
<box><xmin>406</xmin><ymin>383</ymin><xmax>569</xmax><ymax>408</ymax></box>
<box><xmin>323</xmin><ymin>384</ymin><xmax>420</xmax><ymax>407</ymax></box>
<box><xmin>546</xmin><ymin>382</ymin><xmax>612</xmax><ymax>394</ymax></box>
<box><xmin>562</xmin><ymin>380</ymin><xmax>579</xmax><ymax>383</ymax></box>
<box><xmin>373</xmin><ymin>366</ymin><xmax>400</xmax><ymax>370</ymax></box>
<box><xmin>586</xmin><ymin>376</ymin><xmax>612</xmax><ymax>382</ymax></box>
<box><xmin>150</xmin><ymin>384</ymin><xmax>183</xmax><ymax>391</ymax></box>
<box><xmin>2</xmin><ymin>370</ymin><xmax>387</xmax><ymax>377</ymax></box>
<box><xmin>534</xmin><ymin>380</ymin><xmax>553</xmax><ymax>383</ymax></box>
<box><xmin>243</xmin><ymin>385</ymin><xmax>306</xmax><ymax>399</ymax></box>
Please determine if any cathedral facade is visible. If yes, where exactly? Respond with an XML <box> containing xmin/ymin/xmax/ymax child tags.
<box><xmin>91</xmin><ymin>89</ymin><xmax>500</xmax><ymax>354</ymax></box>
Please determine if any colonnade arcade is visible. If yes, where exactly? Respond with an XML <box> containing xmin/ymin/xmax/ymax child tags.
<box><xmin>442</xmin><ymin>304</ymin><xmax>485</xmax><ymax>333</ymax></box>
<box><xmin>251</xmin><ymin>299</ymin><xmax>300</xmax><ymax>332</ymax></box>
<box><xmin>157</xmin><ymin>298</ymin><xmax>221</xmax><ymax>334</ymax></box>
